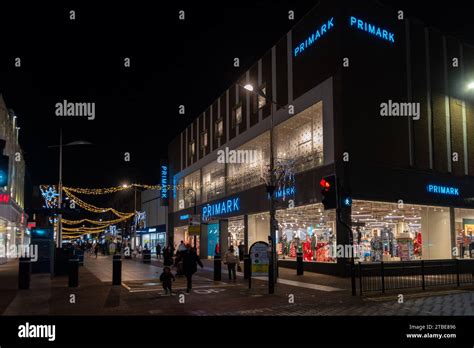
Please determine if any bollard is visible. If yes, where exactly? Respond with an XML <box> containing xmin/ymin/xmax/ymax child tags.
<box><xmin>19</xmin><ymin>257</ymin><xmax>31</xmax><ymax>289</ymax></box>
<box><xmin>68</xmin><ymin>257</ymin><xmax>79</xmax><ymax>287</ymax></box>
<box><xmin>243</xmin><ymin>254</ymin><xmax>250</xmax><ymax>280</ymax></box>
<box><xmin>296</xmin><ymin>252</ymin><xmax>304</xmax><ymax>275</ymax></box>
<box><xmin>143</xmin><ymin>250</ymin><xmax>151</xmax><ymax>264</ymax></box>
<box><xmin>113</xmin><ymin>254</ymin><xmax>122</xmax><ymax>286</ymax></box>
<box><xmin>214</xmin><ymin>254</ymin><xmax>221</xmax><ymax>281</ymax></box>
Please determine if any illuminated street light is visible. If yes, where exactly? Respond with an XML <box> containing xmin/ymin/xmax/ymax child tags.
<box><xmin>243</xmin><ymin>84</ymin><xmax>254</xmax><ymax>92</ymax></box>
<box><xmin>468</xmin><ymin>81</ymin><xmax>474</xmax><ymax>90</ymax></box>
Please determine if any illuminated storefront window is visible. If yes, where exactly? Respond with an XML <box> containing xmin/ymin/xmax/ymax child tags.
<box><xmin>202</xmin><ymin>161</ymin><xmax>225</xmax><ymax>202</ymax></box>
<box><xmin>454</xmin><ymin>208</ymin><xmax>474</xmax><ymax>259</ymax></box>
<box><xmin>227</xmin><ymin>131</ymin><xmax>270</xmax><ymax>195</ymax></box>
<box><xmin>274</xmin><ymin>101</ymin><xmax>324</xmax><ymax>173</ymax></box>
<box><xmin>351</xmin><ymin>200</ymin><xmax>451</xmax><ymax>262</ymax></box>
<box><xmin>276</xmin><ymin>203</ymin><xmax>336</xmax><ymax>263</ymax></box>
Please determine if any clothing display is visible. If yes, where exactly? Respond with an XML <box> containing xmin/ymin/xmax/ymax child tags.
<box><xmin>353</xmin><ymin>227</ymin><xmax>421</xmax><ymax>262</ymax></box>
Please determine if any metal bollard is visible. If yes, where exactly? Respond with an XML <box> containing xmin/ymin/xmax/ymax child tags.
<box><xmin>19</xmin><ymin>257</ymin><xmax>31</xmax><ymax>289</ymax></box>
<box><xmin>243</xmin><ymin>254</ymin><xmax>250</xmax><ymax>279</ymax></box>
<box><xmin>68</xmin><ymin>257</ymin><xmax>79</xmax><ymax>287</ymax></box>
<box><xmin>214</xmin><ymin>254</ymin><xmax>221</xmax><ymax>281</ymax></box>
<box><xmin>296</xmin><ymin>252</ymin><xmax>304</xmax><ymax>275</ymax></box>
<box><xmin>113</xmin><ymin>254</ymin><xmax>122</xmax><ymax>286</ymax></box>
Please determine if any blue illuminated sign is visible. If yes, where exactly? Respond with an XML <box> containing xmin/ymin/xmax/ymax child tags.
<box><xmin>0</xmin><ymin>170</ymin><xmax>7</xmax><ymax>186</ymax></box>
<box><xmin>270</xmin><ymin>186</ymin><xmax>296</xmax><ymax>200</ymax></box>
<box><xmin>202</xmin><ymin>197</ymin><xmax>240</xmax><ymax>220</ymax></box>
<box><xmin>160</xmin><ymin>165</ymin><xmax>168</xmax><ymax>199</ymax></box>
<box><xmin>349</xmin><ymin>16</ymin><xmax>395</xmax><ymax>43</ymax></box>
<box><xmin>294</xmin><ymin>17</ymin><xmax>335</xmax><ymax>57</ymax></box>
<box><xmin>426</xmin><ymin>184</ymin><xmax>460</xmax><ymax>196</ymax></box>
<box><xmin>180</xmin><ymin>214</ymin><xmax>190</xmax><ymax>221</ymax></box>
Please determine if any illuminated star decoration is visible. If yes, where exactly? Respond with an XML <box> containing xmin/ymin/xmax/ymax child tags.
<box><xmin>40</xmin><ymin>185</ymin><xmax>59</xmax><ymax>209</ymax></box>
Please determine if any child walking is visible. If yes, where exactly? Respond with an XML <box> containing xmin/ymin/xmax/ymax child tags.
<box><xmin>159</xmin><ymin>266</ymin><xmax>175</xmax><ymax>295</ymax></box>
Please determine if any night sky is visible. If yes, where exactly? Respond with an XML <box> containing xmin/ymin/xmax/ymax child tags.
<box><xmin>0</xmin><ymin>1</ymin><xmax>472</xmax><ymax>192</ymax></box>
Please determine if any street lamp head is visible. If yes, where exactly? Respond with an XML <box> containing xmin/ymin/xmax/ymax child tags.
<box><xmin>468</xmin><ymin>81</ymin><xmax>474</xmax><ymax>90</ymax></box>
<box><xmin>243</xmin><ymin>84</ymin><xmax>254</xmax><ymax>92</ymax></box>
<box><xmin>122</xmin><ymin>183</ymin><xmax>129</xmax><ymax>188</ymax></box>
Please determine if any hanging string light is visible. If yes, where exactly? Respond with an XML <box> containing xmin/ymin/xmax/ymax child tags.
<box><xmin>62</xmin><ymin>188</ymin><xmax>134</xmax><ymax>217</ymax></box>
<box><xmin>63</xmin><ymin>183</ymin><xmax>190</xmax><ymax>195</ymax></box>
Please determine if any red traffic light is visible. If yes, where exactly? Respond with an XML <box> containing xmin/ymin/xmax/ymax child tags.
<box><xmin>320</xmin><ymin>178</ymin><xmax>331</xmax><ymax>191</ymax></box>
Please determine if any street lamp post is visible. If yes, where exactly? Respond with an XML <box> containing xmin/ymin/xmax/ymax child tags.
<box><xmin>49</xmin><ymin>130</ymin><xmax>92</xmax><ymax>246</ymax></box>
<box><xmin>240</xmin><ymin>83</ymin><xmax>283</xmax><ymax>293</ymax></box>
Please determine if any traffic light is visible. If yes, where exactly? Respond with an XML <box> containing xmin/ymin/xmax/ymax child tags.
<box><xmin>320</xmin><ymin>175</ymin><xmax>337</xmax><ymax>210</ymax></box>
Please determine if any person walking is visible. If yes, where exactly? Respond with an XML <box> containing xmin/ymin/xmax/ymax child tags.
<box><xmin>159</xmin><ymin>266</ymin><xmax>175</xmax><ymax>295</ymax></box>
<box><xmin>182</xmin><ymin>245</ymin><xmax>203</xmax><ymax>293</ymax></box>
<box><xmin>224</xmin><ymin>245</ymin><xmax>238</xmax><ymax>281</ymax></box>
<box><xmin>94</xmin><ymin>244</ymin><xmax>99</xmax><ymax>259</ymax></box>
<box><xmin>163</xmin><ymin>246</ymin><xmax>174</xmax><ymax>267</ymax></box>
<box><xmin>156</xmin><ymin>243</ymin><xmax>162</xmax><ymax>260</ymax></box>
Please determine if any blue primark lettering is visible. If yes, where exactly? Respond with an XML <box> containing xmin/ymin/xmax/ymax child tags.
<box><xmin>349</xmin><ymin>16</ymin><xmax>395</xmax><ymax>43</ymax></box>
<box><xmin>426</xmin><ymin>184</ymin><xmax>460</xmax><ymax>196</ymax></box>
<box><xmin>294</xmin><ymin>17</ymin><xmax>335</xmax><ymax>57</ymax></box>
<box><xmin>202</xmin><ymin>197</ymin><xmax>241</xmax><ymax>219</ymax></box>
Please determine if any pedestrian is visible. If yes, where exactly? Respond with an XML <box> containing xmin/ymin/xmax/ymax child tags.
<box><xmin>177</xmin><ymin>240</ymin><xmax>187</xmax><ymax>255</ymax></box>
<box><xmin>159</xmin><ymin>266</ymin><xmax>175</xmax><ymax>295</ymax></box>
<box><xmin>163</xmin><ymin>246</ymin><xmax>173</xmax><ymax>266</ymax></box>
<box><xmin>238</xmin><ymin>241</ymin><xmax>245</xmax><ymax>262</ymax></box>
<box><xmin>224</xmin><ymin>245</ymin><xmax>238</xmax><ymax>281</ymax></box>
<box><xmin>156</xmin><ymin>243</ymin><xmax>162</xmax><ymax>260</ymax></box>
<box><xmin>182</xmin><ymin>245</ymin><xmax>203</xmax><ymax>293</ymax></box>
<box><xmin>94</xmin><ymin>244</ymin><xmax>99</xmax><ymax>259</ymax></box>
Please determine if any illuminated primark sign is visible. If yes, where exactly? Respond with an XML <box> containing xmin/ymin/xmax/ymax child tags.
<box><xmin>349</xmin><ymin>16</ymin><xmax>395</xmax><ymax>43</ymax></box>
<box><xmin>426</xmin><ymin>184</ymin><xmax>460</xmax><ymax>196</ymax></box>
<box><xmin>294</xmin><ymin>17</ymin><xmax>335</xmax><ymax>57</ymax></box>
<box><xmin>202</xmin><ymin>197</ymin><xmax>240</xmax><ymax>219</ymax></box>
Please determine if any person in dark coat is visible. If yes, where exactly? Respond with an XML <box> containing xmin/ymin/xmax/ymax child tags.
<box><xmin>159</xmin><ymin>266</ymin><xmax>175</xmax><ymax>295</ymax></box>
<box><xmin>156</xmin><ymin>243</ymin><xmax>162</xmax><ymax>260</ymax></box>
<box><xmin>163</xmin><ymin>246</ymin><xmax>173</xmax><ymax>266</ymax></box>
<box><xmin>182</xmin><ymin>245</ymin><xmax>203</xmax><ymax>293</ymax></box>
<box><xmin>238</xmin><ymin>242</ymin><xmax>245</xmax><ymax>262</ymax></box>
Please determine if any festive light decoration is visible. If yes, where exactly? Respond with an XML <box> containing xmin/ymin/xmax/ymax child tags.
<box><xmin>46</xmin><ymin>183</ymin><xmax>194</xmax><ymax>240</ymax></box>
<box><xmin>63</xmin><ymin>188</ymin><xmax>134</xmax><ymax>217</ymax></box>
<box><xmin>63</xmin><ymin>184</ymin><xmax>190</xmax><ymax>195</ymax></box>
<box><xmin>39</xmin><ymin>185</ymin><xmax>59</xmax><ymax>209</ymax></box>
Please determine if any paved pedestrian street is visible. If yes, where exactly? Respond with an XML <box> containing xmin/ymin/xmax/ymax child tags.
<box><xmin>1</xmin><ymin>255</ymin><xmax>474</xmax><ymax>316</ymax></box>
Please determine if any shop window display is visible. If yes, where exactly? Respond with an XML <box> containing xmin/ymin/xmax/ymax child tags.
<box><xmin>276</xmin><ymin>204</ymin><xmax>336</xmax><ymax>263</ymax></box>
<box><xmin>454</xmin><ymin>208</ymin><xmax>474</xmax><ymax>259</ymax></box>
<box><xmin>228</xmin><ymin>218</ymin><xmax>245</xmax><ymax>257</ymax></box>
<box><xmin>351</xmin><ymin>200</ymin><xmax>451</xmax><ymax>262</ymax></box>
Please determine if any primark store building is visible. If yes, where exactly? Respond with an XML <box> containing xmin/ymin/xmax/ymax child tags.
<box><xmin>166</xmin><ymin>0</ymin><xmax>474</xmax><ymax>275</ymax></box>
